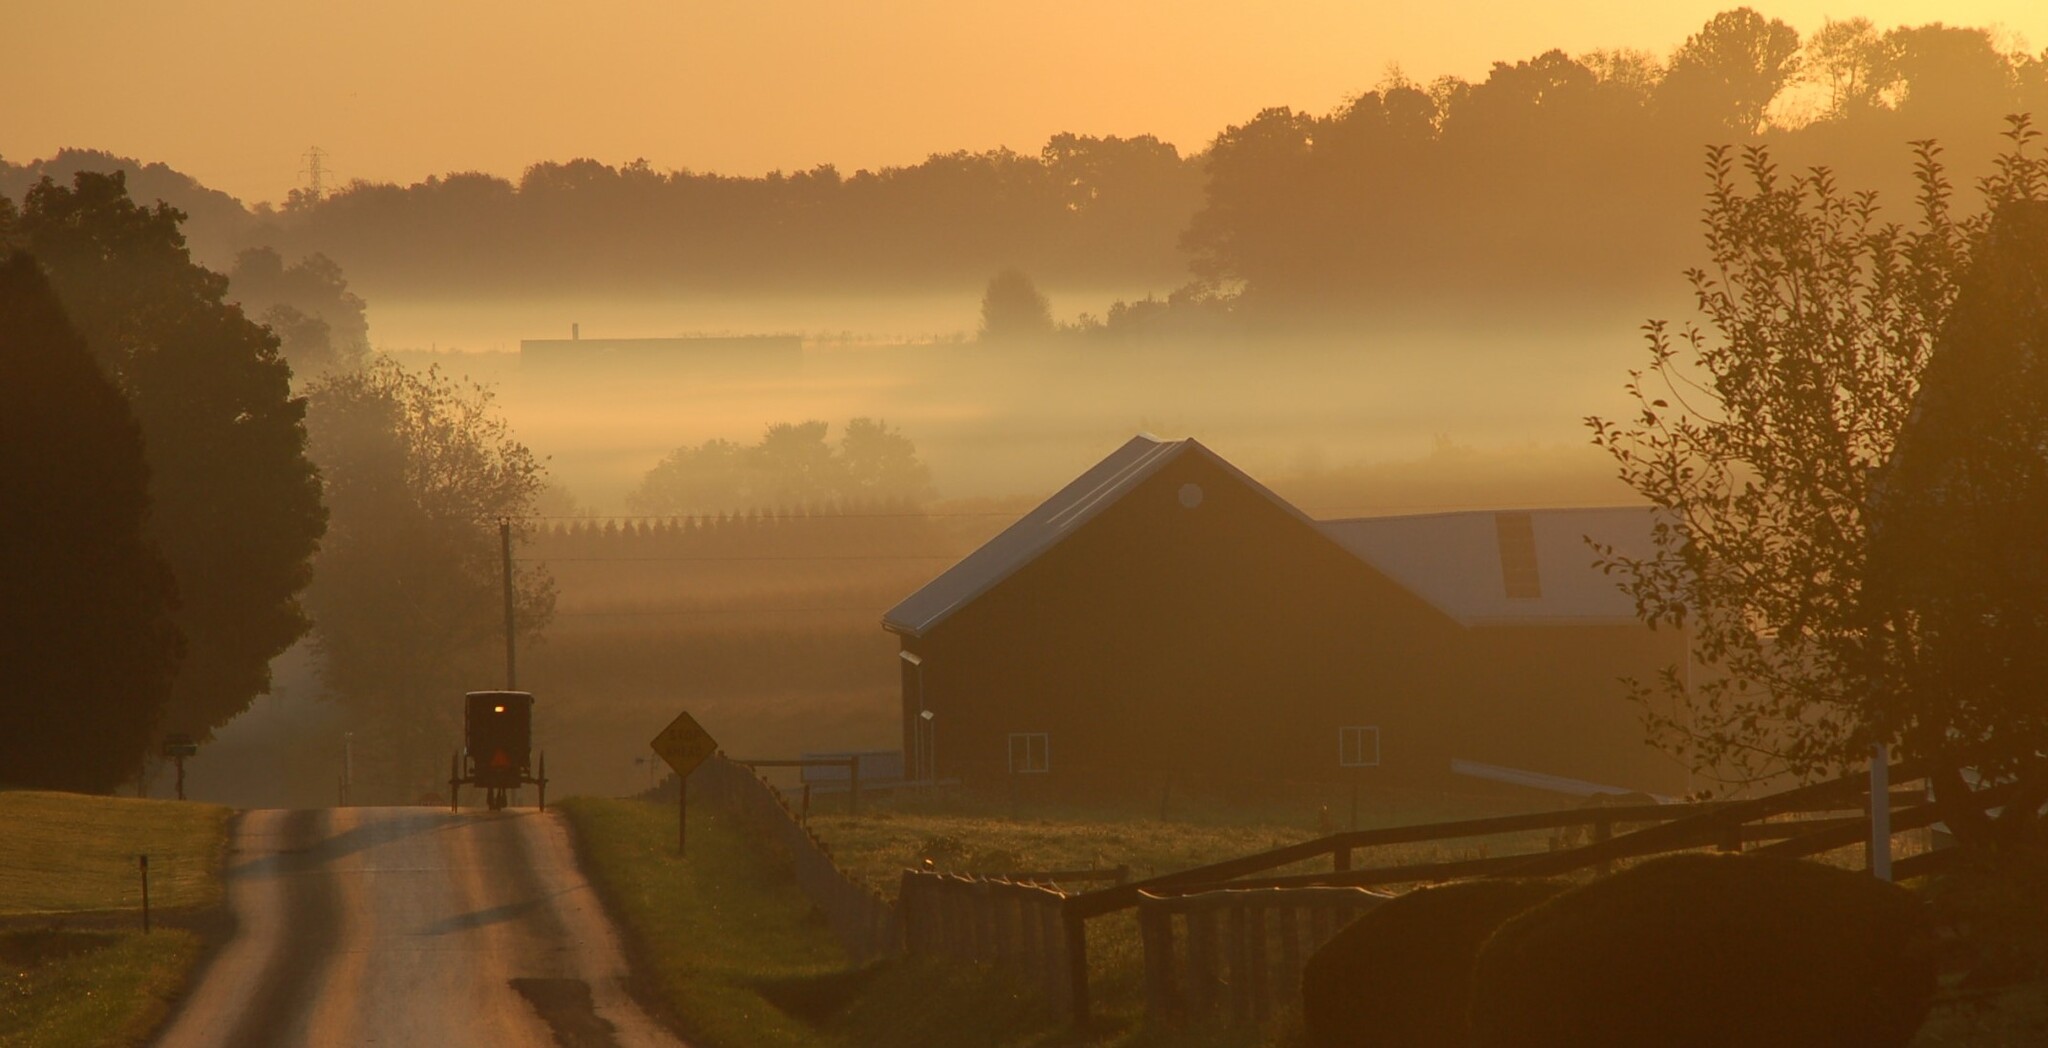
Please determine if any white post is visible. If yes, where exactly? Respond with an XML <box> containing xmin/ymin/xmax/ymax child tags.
<box><xmin>1869</xmin><ymin>743</ymin><xmax>1892</xmax><ymax>881</ymax></box>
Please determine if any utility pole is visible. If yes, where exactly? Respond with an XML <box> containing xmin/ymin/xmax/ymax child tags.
<box><xmin>501</xmin><ymin>519</ymin><xmax>517</xmax><ymax>689</ymax></box>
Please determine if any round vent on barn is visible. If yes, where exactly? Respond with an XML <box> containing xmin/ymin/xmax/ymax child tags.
<box><xmin>1178</xmin><ymin>483</ymin><xmax>1204</xmax><ymax>509</ymax></box>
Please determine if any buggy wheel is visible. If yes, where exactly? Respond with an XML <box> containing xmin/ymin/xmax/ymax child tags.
<box><xmin>537</xmin><ymin>752</ymin><xmax>548</xmax><ymax>812</ymax></box>
<box><xmin>449</xmin><ymin>753</ymin><xmax>461</xmax><ymax>812</ymax></box>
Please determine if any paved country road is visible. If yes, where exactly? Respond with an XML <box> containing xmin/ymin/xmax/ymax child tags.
<box><xmin>153</xmin><ymin>807</ymin><xmax>684</xmax><ymax>1048</ymax></box>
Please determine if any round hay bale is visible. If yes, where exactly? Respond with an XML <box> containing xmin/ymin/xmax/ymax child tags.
<box><xmin>1301</xmin><ymin>879</ymin><xmax>1566</xmax><ymax>1048</ymax></box>
<box><xmin>1468</xmin><ymin>854</ymin><xmax>1937</xmax><ymax>1048</ymax></box>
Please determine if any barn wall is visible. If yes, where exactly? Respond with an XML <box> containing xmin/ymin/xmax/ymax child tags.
<box><xmin>909</xmin><ymin>450</ymin><xmax>1464</xmax><ymax>794</ymax></box>
<box><xmin>1443</xmin><ymin>623</ymin><xmax>1691</xmax><ymax>795</ymax></box>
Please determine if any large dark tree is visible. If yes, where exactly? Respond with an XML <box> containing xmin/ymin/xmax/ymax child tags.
<box><xmin>11</xmin><ymin>171</ymin><xmax>325</xmax><ymax>745</ymax></box>
<box><xmin>0</xmin><ymin>252</ymin><xmax>182</xmax><ymax>791</ymax></box>
<box><xmin>1868</xmin><ymin>197</ymin><xmax>2048</xmax><ymax>849</ymax></box>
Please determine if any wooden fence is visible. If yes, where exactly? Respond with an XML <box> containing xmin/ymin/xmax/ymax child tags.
<box><xmin>1137</xmin><ymin>885</ymin><xmax>1388</xmax><ymax>1027</ymax></box>
<box><xmin>1056</xmin><ymin>758</ymin><xmax>2011</xmax><ymax>1025</ymax></box>
<box><xmin>688</xmin><ymin>755</ymin><xmax>901</xmax><ymax>963</ymax></box>
<box><xmin>900</xmin><ymin>871</ymin><xmax>1074</xmax><ymax>1011</ymax></box>
<box><xmin>691</xmin><ymin>755</ymin><xmax>2014</xmax><ymax>1026</ymax></box>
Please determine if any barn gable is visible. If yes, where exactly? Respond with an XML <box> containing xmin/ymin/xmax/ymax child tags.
<box><xmin>883</xmin><ymin>435</ymin><xmax>1324</xmax><ymax>638</ymax></box>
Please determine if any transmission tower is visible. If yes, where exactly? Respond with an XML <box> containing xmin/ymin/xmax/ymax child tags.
<box><xmin>300</xmin><ymin>146</ymin><xmax>329</xmax><ymax>201</ymax></box>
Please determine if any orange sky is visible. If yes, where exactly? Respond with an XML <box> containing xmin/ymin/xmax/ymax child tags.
<box><xmin>8</xmin><ymin>2</ymin><xmax>2045</xmax><ymax>204</ymax></box>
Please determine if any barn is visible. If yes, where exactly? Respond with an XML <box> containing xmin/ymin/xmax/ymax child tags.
<box><xmin>882</xmin><ymin>436</ymin><xmax>1688</xmax><ymax>799</ymax></box>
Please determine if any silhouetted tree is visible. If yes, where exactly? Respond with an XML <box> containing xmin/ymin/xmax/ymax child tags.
<box><xmin>1587</xmin><ymin>120</ymin><xmax>2048</xmax><ymax>848</ymax></box>
<box><xmin>303</xmin><ymin>359</ymin><xmax>552</xmax><ymax>800</ymax></box>
<box><xmin>227</xmin><ymin>246</ymin><xmax>370</xmax><ymax>381</ymax></box>
<box><xmin>1805</xmin><ymin>17</ymin><xmax>1891</xmax><ymax>120</ymax></box>
<box><xmin>628</xmin><ymin>419</ymin><xmax>933</xmax><ymax>515</ymax></box>
<box><xmin>0</xmin><ymin>252</ymin><xmax>182</xmax><ymax>792</ymax></box>
<box><xmin>976</xmin><ymin>268</ymin><xmax>1055</xmax><ymax>342</ymax></box>
<box><xmin>12</xmin><ymin>171</ymin><xmax>324</xmax><ymax>745</ymax></box>
<box><xmin>840</xmin><ymin>418</ymin><xmax>933</xmax><ymax>502</ymax></box>
<box><xmin>1657</xmin><ymin>8</ymin><xmax>1802</xmax><ymax>136</ymax></box>
<box><xmin>1884</xmin><ymin>23</ymin><xmax>2016</xmax><ymax>129</ymax></box>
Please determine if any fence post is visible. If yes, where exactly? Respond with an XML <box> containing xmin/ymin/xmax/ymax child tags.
<box><xmin>1869</xmin><ymin>744</ymin><xmax>1892</xmax><ymax>881</ymax></box>
<box><xmin>1042</xmin><ymin>898</ymin><xmax>1067</xmax><ymax>1014</ymax></box>
<box><xmin>1228</xmin><ymin>904</ymin><xmax>1253</xmax><ymax>1023</ymax></box>
<box><xmin>1276</xmin><ymin>904</ymin><xmax>1304</xmax><ymax>1002</ymax></box>
<box><xmin>1063</xmin><ymin>903</ymin><xmax>1092</xmax><ymax>1025</ymax></box>
<box><xmin>1187</xmin><ymin>905</ymin><xmax>1221</xmax><ymax>1018</ymax></box>
<box><xmin>1138</xmin><ymin>897</ymin><xmax>1179</xmax><ymax>1024</ymax></box>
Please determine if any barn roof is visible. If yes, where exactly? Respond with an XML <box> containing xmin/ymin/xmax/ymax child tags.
<box><xmin>1315</xmin><ymin>506</ymin><xmax>1657</xmax><ymax>626</ymax></box>
<box><xmin>883</xmin><ymin>435</ymin><xmax>1312</xmax><ymax>638</ymax></box>
<box><xmin>885</xmin><ymin>435</ymin><xmax>1661</xmax><ymax>638</ymax></box>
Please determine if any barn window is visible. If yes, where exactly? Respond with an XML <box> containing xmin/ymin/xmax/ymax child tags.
<box><xmin>1008</xmin><ymin>732</ymin><xmax>1050</xmax><ymax>774</ymax></box>
<box><xmin>1338</xmin><ymin>726</ymin><xmax>1380</xmax><ymax>767</ymax></box>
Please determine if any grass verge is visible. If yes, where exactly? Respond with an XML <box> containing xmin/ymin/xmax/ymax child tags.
<box><xmin>557</xmin><ymin>794</ymin><xmax>847</xmax><ymax>1047</ymax></box>
<box><xmin>0</xmin><ymin>790</ymin><xmax>230</xmax><ymax>1048</ymax></box>
<box><xmin>0</xmin><ymin>929</ymin><xmax>203</xmax><ymax>1048</ymax></box>
<box><xmin>562</xmin><ymin>794</ymin><xmax>1143</xmax><ymax>1047</ymax></box>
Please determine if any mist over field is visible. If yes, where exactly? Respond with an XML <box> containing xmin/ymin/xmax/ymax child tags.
<box><xmin>374</xmin><ymin>294</ymin><xmax>1658</xmax><ymax>515</ymax></box>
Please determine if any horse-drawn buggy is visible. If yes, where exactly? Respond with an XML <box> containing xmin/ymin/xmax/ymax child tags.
<box><xmin>450</xmin><ymin>690</ymin><xmax>548</xmax><ymax>811</ymax></box>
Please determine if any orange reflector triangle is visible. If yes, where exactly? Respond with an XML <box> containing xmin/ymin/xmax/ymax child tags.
<box><xmin>490</xmin><ymin>750</ymin><xmax>512</xmax><ymax>768</ymax></box>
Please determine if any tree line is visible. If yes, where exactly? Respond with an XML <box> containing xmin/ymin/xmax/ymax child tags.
<box><xmin>1174</xmin><ymin>11</ymin><xmax>2048</xmax><ymax>325</ymax></box>
<box><xmin>9</xmin><ymin>9</ymin><xmax>2042</xmax><ymax>324</ymax></box>
<box><xmin>246</xmin><ymin>133</ymin><xmax>1202</xmax><ymax>297</ymax></box>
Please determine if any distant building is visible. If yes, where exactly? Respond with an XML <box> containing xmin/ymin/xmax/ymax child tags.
<box><xmin>518</xmin><ymin>333</ymin><xmax>801</xmax><ymax>375</ymax></box>
<box><xmin>882</xmin><ymin>435</ymin><xmax>1687</xmax><ymax>797</ymax></box>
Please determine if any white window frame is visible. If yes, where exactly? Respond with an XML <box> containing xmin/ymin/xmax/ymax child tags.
<box><xmin>1339</xmin><ymin>725</ymin><xmax>1381</xmax><ymax>768</ymax></box>
<box><xmin>1008</xmin><ymin>732</ymin><xmax>1050</xmax><ymax>774</ymax></box>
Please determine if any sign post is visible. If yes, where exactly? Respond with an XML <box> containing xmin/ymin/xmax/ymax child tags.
<box><xmin>650</xmin><ymin>712</ymin><xmax>718</xmax><ymax>856</ymax></box>
<box><xmin>162</xmin><ymin>734</ymin><xmax>197</xmax><ymax>801</ymax></box>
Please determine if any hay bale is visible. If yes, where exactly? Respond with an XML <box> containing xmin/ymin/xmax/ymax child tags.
<box><xmin>1468</xmin><ymin>854</ymin><xmax>1937</xmax><ymax>1048</ymax></box>
<box><xmin>1301</xmin><ymin>879</ymin><xmax>1566</xmax><ymax>1048</ymax></box>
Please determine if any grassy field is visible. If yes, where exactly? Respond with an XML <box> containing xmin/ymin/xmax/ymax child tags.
<box><xmin>0</xmin><ymin>790</ymin><xmax>230</xmax><ymax>1048</ymax></box>
<box><xmin>0</xmin><ymin>791</ymin><xmax>229</xmax><ymax>916</ymax></box>
<box><xmin>803</xmin><ymin>784</ymin><xmax>1555</xmax><ymax>897</ymax></box>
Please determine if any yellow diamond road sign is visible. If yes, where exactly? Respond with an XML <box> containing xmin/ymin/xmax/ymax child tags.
<box><xmin>651</xmin><ymin>712</ymin><xmax>718</xmax><ymax>777</ymax></box>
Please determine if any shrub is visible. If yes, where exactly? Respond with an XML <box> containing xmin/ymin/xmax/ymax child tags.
<box><xmin>1468</xmin><ymin>854</ymin><xmax>1937</xmax><ymax>1048</ymax></box>
<box><xmin>1300</xmin><ymin>879</ymin><xmax>1565</xmax><ymax>1048</ymax></box>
